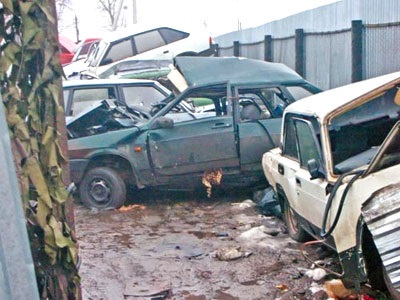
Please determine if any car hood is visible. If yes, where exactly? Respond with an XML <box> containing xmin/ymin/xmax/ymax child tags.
<box><xmin>170</xmin><ymin>56</ymin><xmax>310</xmax><ymax>90</ymax></box>
<box><xmin>66</xmin><ymin>99</ymin><xmax>147</xmax><ymax>140</ymax></box>
<box><xmin>98</xmin><ymin>59</ymin><xmax>172</xmax><ymax>79</ymax></box>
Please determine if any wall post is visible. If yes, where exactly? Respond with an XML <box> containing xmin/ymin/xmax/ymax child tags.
<box><xmin>264</xmin><ymin>35</ymin><xmax>272</xmax><ymax>62</ymax></box>
<box><xmin>351</xmin><ymin>20</ymin><xmax>363</xmax><ymax>83</ymax></box>
<box><xmin>295</xmin><ymin>28</ymin><xmax>305</xmax><ymax>77</ymax></box>
<box><xmin>233</xmin><ymin>40</ymin><xmax>240</xmax><ymax>57</ymax></box>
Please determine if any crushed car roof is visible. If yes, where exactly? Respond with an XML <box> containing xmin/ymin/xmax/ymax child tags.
<box><xmin>173</xmin><ymin>56</ymin><xmax>309</xmax><ymax>87</ymax></box>
<box><xmin>285</xmin><ymin>71</ymin><xmax>400</xmax><ymax>119</ymax></box>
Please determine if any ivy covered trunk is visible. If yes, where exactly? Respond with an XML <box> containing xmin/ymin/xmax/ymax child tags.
<box><xmin>0</xmin><ymin>1</ymin><xmax>81</xmax><ymax>299</ymax></box>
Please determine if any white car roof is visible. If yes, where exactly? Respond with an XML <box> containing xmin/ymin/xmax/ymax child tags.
<box><xmin>285</xmin><ymin>71</ymin><xmax>400</xmax><ymax>120</ymax></box>
<box><xmin>62</xmin><ymin>78</ymin><xmax>165</xmax><ymax>87</ymax></box>
<box><xmin>100</xmin><ymin>24</ymin><xmax>188</xmax><ymax>44</ymax></box>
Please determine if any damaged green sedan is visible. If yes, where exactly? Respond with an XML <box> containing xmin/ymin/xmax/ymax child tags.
<box><xmin>67</xmin><ymin>56</ymin><xmax>321</xmax><ymax>209</ymax></box>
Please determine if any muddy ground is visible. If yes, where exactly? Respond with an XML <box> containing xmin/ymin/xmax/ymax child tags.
<box><xmin>74</xmin><ymin>189</ymin><xmax>384</xmax><ymax>300</ymax></box>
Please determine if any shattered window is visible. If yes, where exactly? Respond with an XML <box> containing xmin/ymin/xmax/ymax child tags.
<box><xmin>122</xmin><ymin>85</ymin><xmax>166</xmax><ymax>111</ymax></box>
<box><xmin>367</xmin><ymin>122</ymin><xmax>400</xmax><ymax>173</ymax></box>
<box><xmin>329</xmin><ymin>87</ymin><xmax>400</xmax><ymax>173</ymax></box>
<box><xmin>71</xmin><ymin>87</ymin><xmax>113</xmax><ymax>116</ymax></box>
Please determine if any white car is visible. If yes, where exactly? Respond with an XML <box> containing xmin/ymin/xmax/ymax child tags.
<box><xmin>64</xmin><ymin>25</ymin><xmax>214</xmax><ymax>79</ymax></box>
<box><xmin>262</xmin><ymin>72</ymin><xmax>400</xmax><ymax>298</ymax></box>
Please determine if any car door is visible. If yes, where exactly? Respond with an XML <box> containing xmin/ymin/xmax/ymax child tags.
<box><xmin>236</xmin><ymin>87</ymin><xmax>290</xmax><ymax>172</ymax></box>
<box><xmin>147</xmin><ymin>85</ymin><xmax>240</xmax><ymax>177</ymax></box>
<box><xmin>292</xmin><ymin>117</ymin><xmax>328</xmax><ymax>228</ymax></box>
<box><xmin>279</xmin><ymin>115</ymin><xmax>328</xmax><ymax>229</ymax></box>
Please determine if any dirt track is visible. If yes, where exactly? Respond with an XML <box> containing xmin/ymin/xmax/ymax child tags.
<box><xmin>73</xmin><ymin>189</ymin><xmax>382</xmax><ymax>300</ymax></box>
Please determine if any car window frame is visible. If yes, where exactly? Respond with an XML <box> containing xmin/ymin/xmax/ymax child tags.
<box><xmin>282</xmin><ymin>114</ymin><xmax>324</xmax><ymax>167</ymax></box>
<box><xmin>133</xmin><ymin>29</ymin><xmax>166</xmax><ymax>54</ymax></box>
<box><xmin>65</xmin><ymin>85</ymin><xmax>119</xmax><ymax>116</ymax></box>
<box><xmin>282</xmin><ymin>114</ymin><xmax>299</xmax><ymax>161</ymax></box>
<box><xmin>158</xmin><ymin>27</ymin><xmax>189</xmax><ymax>44</ymax></box>
<box><xmin>101</xmin><ymin>37</ymin><xmax>135</xmax><ymax>66</ymax></box>
<box><xmin>293</xmin><ymin>118</ymin><xmax>324</xmax><ymax>169</ymax></box>
<box><xmin>119</xmin><ymin>83</ymin><xmax>169</xmax><ymax>111</ymax></box>
<box><xmin>149</xmin><ymin>82</ymin><xmax>230</xmax><ymax>125</ymax></box>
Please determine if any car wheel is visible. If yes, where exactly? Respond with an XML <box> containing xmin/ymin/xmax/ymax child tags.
<box><xmin>283</xmin><ymin>198</ymin><xmax>309</xmax><ymax>242</ymax></box>
<box><xmin>176</xmin><ymin>51</ymin><xmax>197</xmax><ymax>57</ymax></box>
<box><xmin>79</xmin><ymin>167</ymin><xmax>126</xmax><ymax>209</ymax></box>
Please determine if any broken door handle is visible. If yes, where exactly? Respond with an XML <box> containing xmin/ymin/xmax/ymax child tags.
<box><xmin>278</xmin><ymin>163</ymin><xmax>284</xmax><ymax>175</ymax></box>
<box><xmin>296</xmin><ymin>177</ymin><xmax>301</xmax><ymax>186</ymax></box>
<box><xmin>212</xmin><ymin>123</ymin><xmax>232</xmax><ymax>129</ymax></box>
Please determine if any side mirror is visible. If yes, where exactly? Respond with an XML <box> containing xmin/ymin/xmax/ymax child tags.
<box><xmin>150</xmin><ymin>117</ymin><xmax>174</xmax><ymax>130</ymax></box>
<box><xmin>307</xmin><ymin>159</ymin><xmax>324</xmax><ymax>180</ymax></box>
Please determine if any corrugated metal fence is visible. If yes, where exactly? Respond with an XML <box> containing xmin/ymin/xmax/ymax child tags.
<box><xmin>214</xmin><ymin>1</ymin><xmax>400</xmax><ymax>90</ymax></box>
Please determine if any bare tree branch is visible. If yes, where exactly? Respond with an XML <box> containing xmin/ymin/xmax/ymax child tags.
<box><xmin>97</xmin><ymin>0</ymin><xmax>119</xmax><ymax>27</ymax></box>
<box><xmin>55</xmin><ymin>0</ymin><xmax>72</xmax><ymax>19</ymax></box>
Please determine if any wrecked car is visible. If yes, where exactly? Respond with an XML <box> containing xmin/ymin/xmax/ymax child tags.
<box><xmin>67</xmin><ymin>56</ymin><xmax>321</xmax><ymax>210</ymax></box>
<box><xmin>262</xmin><ymin>71</ymin><xmax>400</xmax><ymax>298</ymax></box>
<box><xmin>64</xmin><ymin>25</ymin><xmax>215</xmax><ymax>79</ymax></box>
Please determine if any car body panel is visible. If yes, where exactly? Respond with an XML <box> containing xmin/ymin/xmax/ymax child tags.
<box><xmin>284</xmin><ymin>71</ymin><xmax>400</xmax><ymax>121</ymax></box>
<box><xmin>237</xmin><ymin>118</ymin><xmax>280</xmax><ymax>167</ymax></box>
<box><xmin>262</xmin><ymin>71</ymin><xmax>400</xmax><ymax>291</ymax></box>
<box><xmin>59</xmin><ymin>35</ymin><xmax>76</xmax><ymax>65</ymax></box>
<box><xmin>173</xmin><ymin>56</ymin><xmax>317</xmax><ymax>88</ymax></box>
<box><xmin>96</xmin><ymin>59</ymin><xmax>172</xmax><ymax>80</ymax></box>
<box><xmin>148</xmin><ymin>115</ymin><xmax>239</xmax><ymax>176</ymax></box>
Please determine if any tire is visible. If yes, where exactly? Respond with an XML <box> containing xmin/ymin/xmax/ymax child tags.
<box><xmin>176</xmin><ymin>51</ymin><xmax>197</xmax><ymax>57</ymax></box>
<box><xmin>283</xmin><ymin>198</ymin><xmax>309</xmax><ymax>242</ymax></box>
<box><xmin>79</xmin><ymin>167</ymin><xmax>126</xmax><ymax>209</ymax></box>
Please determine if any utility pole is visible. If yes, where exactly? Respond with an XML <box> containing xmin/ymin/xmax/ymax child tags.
<box><xmin>132</xmin><ymin>0</ymin><xmax>137</xmax><ymax>24</ymax></box>
<box><xmin>74</xmin><ymin>14</ymin><xmax>80</xmax><ymax>42</ymax></box>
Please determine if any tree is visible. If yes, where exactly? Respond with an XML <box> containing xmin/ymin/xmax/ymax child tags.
<box><xmin>0</xmin><ymin>0</ymin><xmax>81</xmax><ymax>299</ymax></box>
<box><xmin>98</xmin><ymin>0</ymin><xmax>124</xmax><ymax>30</ymax></box>
<box><xmin>55</xmin><ymin>0</ymin><xmax>72</xmax><ymax>20</ymax></box>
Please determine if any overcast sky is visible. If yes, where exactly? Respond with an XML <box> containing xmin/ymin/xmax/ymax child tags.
<box><xmin>60</xmin><ymin>0</ymin><xmax>340</xmax><ymax>42</ymax></box>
